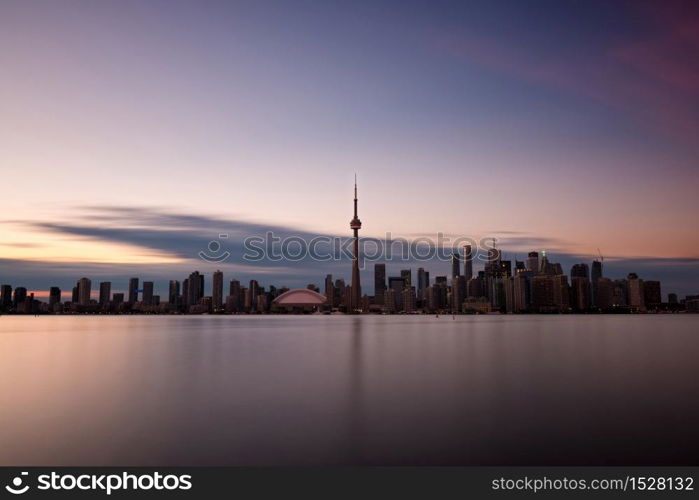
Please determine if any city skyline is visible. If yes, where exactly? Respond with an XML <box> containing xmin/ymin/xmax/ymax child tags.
<box><xmin>1</xmin><ymin>1</ymin><xmax>698</xmax><ymax>295</ymax></box>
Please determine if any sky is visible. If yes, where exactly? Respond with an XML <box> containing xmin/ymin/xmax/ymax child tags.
<box><xmin>1</xmin><ymin>0</ymin><xmax>698</xmax><ymax>297</ymax></box>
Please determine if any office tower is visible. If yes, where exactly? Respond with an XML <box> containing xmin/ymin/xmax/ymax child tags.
<box><xmin>77</xmin><ymin>277</ymin><xmax>91</xmax><ymax>306</ymax></box>
<box><xmin>324</xmin><ymin>274</ymin><xmax>334</xmax><ymax>307</ymax></box>
<box><xmin>374</xmin><ymin>263</ymin><xmax>386</xmax><ymax>306</ymax></box>
<box><xmin>451</xmin><ymin>275</ymin><xmax>466</xmax><ymax>313</ymax></box>
<box><xmin>463</xmin><ymin>245</ymin><xmax>473</xmax><ymax>280</ymax></box>
<box><xmin>71</xmin><ymin>286</ymin><xmax>79</xmax><ymax>303</ymax></box>
<box><xmin>417</xmin><ymin>267</ymin><xmax>428</xmax><ymax>303</ymax></box>
<box><xmin>643</xmin><ymin>281</ymin><xmax>661</xmax><ymax>310</ymax></box>
<box><xmin>187</xmin><ymin>271</ymin><xmax>204</xmax><ymax>306</ymax></box>
<box><xmin>467</xmin><ymin>277</ymin><xmax>483</xmax><ymax>298</ymax></box>
<box><xmin>388</xmin><ymin>277</ymin><xmax>405</xmax><ymax>311</ymax></box>
<box><xmin>169</xmin><ymin>280</ymin><xmax>180</xmax><ymax>305</ymax></box>
<box><xmin>553</xmin><ymin>275</ymin><xmax>570</xmax><ymax>311</ymax></box>
<box><xmin>531</xmin><ymin>275</ymin><xmax>556</xmax><ymax>312</ymax></box>
<box><xmin>527</xmin><ymin>251</ymin><xmax>539</xmax><ymax>273</ymax></box>
<box><xmin>1</xmin><ymin>285</ymin><xmax>12</xmax><ymax>311</ymax></box>
<box><xmin>451</xmin><ymin>253</ymin><xmax>460</xmax><ymax>277</ymax></box>
<box><xmin>112</xmin><ymin>293</ymin><xmax>124</xmax><ymax>306</ymax></box>
<box><xmin>612</xmin><ymin>279</ymin><xmax>628</xmax><ymax>307</ymax></box>
<box><xmin>335</xmin><ymin>279</ymin><xmax>346</xmax><ymax>308</ymax></box>
<box><xmin>99</xmin><ymin>282</ymin><xmax>111</xmax><ymax>307</ymax></box>
<box><xmin>212</xmin><ymin>270</ymin><xmax>223</xmax><ymax>310</ymax></box>
<box><xmin>402</xmin><ymin>287</ymin><xmax>416</xmax><ymax>313</ymax></box>
<box><xmin>515</xmin><ymin>260</ymin><xmax>525</xmax><ymax>272</ymax></box>
<box><xmin>229</xmin><ymin>280</ymin><xmax>241</xmax><ymax>311</ymax></box>
<box><xmin>595</xmin><ymin>278</ymin><xmax>614</xmax><ymax>310</ymax></box>
<box><xmin>591</xmin><ymin>260</ymin><xmax>603</xmax><ymax>281</ymax></box>
<box><xmin>142</xmin><ymin>281</ymin><xmax>154</xmax><ymax>306</ymax></box>
<box><xmin>627</xmin><ymin>273</ymin><xmax>645</xmax><ymax>311</ymax></box>
<box><xmin>571</xmin><ymin>276</ymin><xmax>591</xmax><ymax>311</ymax></box>
<box><xmin>49</xmin><ymin>287</ymin><xmax>61</xmax><ymax>308</ymax></box>
<box><xmin>400</xmin><ymin>269</ymin><xmax>411</xmax><ymax>287</ymax></box>
<box><xmin>383</xmin><ymin>288</ymin><xmax>396</xmax><ymax>313</ymax></box>
<box><xmin>128</xmin><ymin>278</ymin><xmax>139</xmax><ymax>304</ymax></box>
<box><xmin>570</xmin><ymin>263</ymin><xmax>589</xmax><ymax>279</ymax></box>
<box><xmin>512</xmin><ymin>274</ymin><xmax>528</xmax><ymax>312</ymax></box>
<box><xmin>349</xmin><ymin>176</ymin><xmax>362</xmax><ymax>311</ymax></box>
<box><xmin>668</xmin><ymin>293</ymin><xmax>678</xmax><ymax>304</ymax></box>
<box><xmin>13</xmin><ymin>287</ymin><xmax>27</xmax><ymax>308</ymax></box>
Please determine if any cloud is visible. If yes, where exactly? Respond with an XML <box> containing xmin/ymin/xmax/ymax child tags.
<box><xmin>433</xmin><ymin>2</ymin><xmax>699</xmax><ymax>147</ymax></box>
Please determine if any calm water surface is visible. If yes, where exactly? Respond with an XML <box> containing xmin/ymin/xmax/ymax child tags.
<box><xmin>0</xmin><ymin>315</ymin><xmax>697</xmax><ymax>465</ymax></box>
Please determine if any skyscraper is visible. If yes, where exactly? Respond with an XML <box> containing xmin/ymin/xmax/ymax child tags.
<box><xmin>142</xmin><ymin>281</ymin><xmax>154</xmax><ymax>306</ymax></box>
<box><xmin>49</xmin><ymin>287</ymin><xmax>61</xmax><ymax>308</ymax></box>
<box><xmin>451</xmin><ymin>253</ymin><xmax>460</xmax><ymax>277</ymax></box>
<box><xmin>527</xmin><ymin>251</ymin><xmax>539</xmax><ymax>273</ymax></box>
<box><xmin>169</xmin><ymin>280</ymin><xmax>180</xmax><ymax>305</ymax></box>
<box><xmin>99</xmin><ymin>282</ymin><xmax>111</xmax><ymax>307</ymax></box>
<box><xmin>187</xmin><ymin>271</ymin><xmax>203</xmax><ymax>306</ymax></box>
<box><xmin>324</xmin><ymin>274</ymin><xmax>334</xmax><ymax>307</ymax></box>
<box><xmin>400</xmin><ymin>269</ymin><xmax>411</xmax><ymax>287</ymax></box>
<box><xmin>463</xmin><ymin>245</ymin><xmax>473</xmax><ymax>280</ymax></box>
<box><xmin>374</xmin><ymin>264</ymin><xmax>386</xmax><ymax>305</ymax></box>
<box><xmin>77</xmin><ymin>277</ymin><xmax>91</xmax><ymax>306</ymax></box>
<box><xmin>128</xmin><ymin>278</ymin><xmax>139</xmax><ymax>304</ymax></box>
<box><xmin>349</xmin><ymin>176</ymin><xmax>362</xmax><ymax>311</ymax></box>
<box><xmin>212</xmin><ymin>270</ymin><xmax>223</xmax><ymax>310</ymax></box>
<box><xmin>0</xmin><ymin>285</ymin><xmax>12</xmax><ymax>311</ymax></box>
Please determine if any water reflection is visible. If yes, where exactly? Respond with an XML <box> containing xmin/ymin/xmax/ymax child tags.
<box><xmin>0</xmin><ymin>315</ymin><xmax>698</xmax><ymax>465</ymax></box>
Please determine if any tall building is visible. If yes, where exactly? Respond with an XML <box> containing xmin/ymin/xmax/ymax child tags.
<box><xmin>142</xmin><ymin>281</ymin><xmax>154</xmax><ymax>306</ymax></box>
<box><xmin>591</xmin><ymin>260</ymin><xmax>603</xmax><ymax>282</ymax></box>
<box><xmin>128</xmin><ymin>278</ymin><xmax>139</xmax><ymax>304</ymax></box>
<box><xmin>463</xmin><ymin>245</ymin><xmax>473</xmax><ymax>280</ymax></box>
<box><xmin>187</xmin><ymin>271</ymin><xmax>204</xmax><ymax>306</ymax></box>
<box><xmin>627</xmin><ymin>273</ymin><xmax>645</xmax><ymax>311</ymax></box>
<box><xmin>75</xmin><ymin>277</ymin><xmax>91</xmax><ymax>306</ymax></box>
<box><xmin>570</xmin><ymin>263</ymin><xmax>589</xmax><ymax>279</ymax></box>
<box><xmin>643</xmin><ymin>280</ymin><xmax>661</xmax><ymax>310</ymax></box>
<box><xmin>324</xmin><ymin>274</ymin><xmax>334</xmax><ymax>307</ymax></box>
<box><xmin>49</xmin><ymin>287</ymin><xmax>61</xmax><ymax>308</ymax></box>
<box><xmin>451</xmin><ymin>253</ymin><xmax>460</xmax><ymax>277</ymax></box>
<box><xmin>388</xmin><ymin>277</ymin><xmax>405</xmax><ymax>311</ymax></box>
<box><xmin>374</xmin><ymin>263</ymin><xmax>386</xmax><ymax>305</ymax></box>
<box><xmin>0</xmin><ymin>285</ymin><xmax>12</xmax><ymax>311</ymax></box>
<box><xmin>212</xmin><ymin>270</ymin><xmax>223</xmax><ymax>310</ymax></box>
<box><xmin>169</xmin><ymin>280</ymin><xmax>180</xmax><ymax>305</ymax></box>
<box><xmin>349</xmin><ymin>176</ymin><xmax>362</xmax><ymax>311</ymax></box>
<box><xmin>99</xmin><ymin>282</ymin><xmax>111</xmax><ymax>307</ymax></box>
<box><xmin>417</xmin><ymin>267</ymin><xmax>429</xmax><ymax>303</ymax></box>
<box><xmin>527</xmin><ymin>251</ymin><xmax>539</xmax><ymax>273</ymax></box>
<box><xmin>400</xmin><ymin>269</ymin><xmax>411</xmax><ymax>287</ymax></box>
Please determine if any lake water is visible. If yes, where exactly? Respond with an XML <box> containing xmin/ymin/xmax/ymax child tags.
<box><xmin>0</xmin><ymin>315</ymin><xmax>697</xmax><ymax>466</ymax></box>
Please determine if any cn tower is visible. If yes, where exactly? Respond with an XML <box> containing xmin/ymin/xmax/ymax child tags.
<box><xmin>350</xmin><ymin>175</ymin><xmax>362</xmax><ymax>311</ymax></box>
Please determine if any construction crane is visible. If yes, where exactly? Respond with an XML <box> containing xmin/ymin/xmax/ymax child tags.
<box><xmin>596</xmin><ymin>248</ymin><xmax>604</xmax><ymax>263</ymax></box>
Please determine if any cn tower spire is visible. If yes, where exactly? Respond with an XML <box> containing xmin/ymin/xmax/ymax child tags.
<box><xmin>350</xmin><ymin>174</ymin><xmax>362</xmax><ymax>312</ymax></box>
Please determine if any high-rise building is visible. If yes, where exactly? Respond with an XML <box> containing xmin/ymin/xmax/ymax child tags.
<box><xmin>400</xmin><ymin>269</ymin><xmax>411</xmax><ymax>287</ymax></box>
<box><xmin>570</xmin><ymin>263</ymin><xmax>589</xmax><ymax>279</ymax></box>
<box><xmin>349</xmin><ymin>176</ymin><xmax>362</xmax><ymax>311</ymax></box>
<box><xmin>527</xmin><ymin>251</ymin><xmax>539</xmax><ymax>273</ymax></box>
<box><xmin>324</xmin><ymin>274</ymin><xmax>334</xmax><ymax>307</ymax></box>
<box><xmin>643</xmin><ymin>281</ymin><xmax>661</xmax><ymax>310</ymax></box>
<box><xmin>451</xmin><ymin>253</ymin><xmax>460</xmax><ymax>277</ymax></box>
<box><xmin>1</xmin><ymin>285</ymin><xmax>12</xmax><ymax>311</ymax></box>
<box><xmin>591</xmin><ymin>260</ymin><xmax>603</xmax><ymax>282</ymax></box>
<box><xmin>77</xmin><ymin>277</ymin><xmax>91</xmax><ymax>306</ymax></box>
<box><xmin>49</xmin><ymin>287</ymin><xmax>61</xmax><ymax>308</ymax></box>
<box><xmin>169</xmin><ymin>280</ymin><xmax>180</xmax><ymax>305</ymax></box>
<box><xmin>212</xmin><ymin>270</ymin><xmax>223</xmax><ymax>310</ymax></box>
<box><xmin>374</xmin><ymin>264</ymin><xmax>386</xmax><ymax>305</ymax></box>
<box><xmin>128</xmin><ymin>278</ymin><xmax>139</xmax><ymax>304</ymax></box>
<box><xmin>417</xmin><ymin>267</ymin><xmax>429</xmax><ymax>303</ymax></box>
<box><xmin>388</xmin><ymin>277</ymin><xmax>405</xmax><ymax>311</ymax></box>
<box><xmin>627</xmin><ymin>273</ymin><xmax>645</xmax><ymax>311</ymax></box>
<box><xmin>99</xmin><ymin>282</ymin><xmax>111</xmax><ymax>307</ymax></box>
<box><xmin>187</xmin><ymin>271</ymin><xmax>204</xmax><ymax>307</ymax></box>
<box><xmin>142</xmin><ymin>281</ymin><xmax>154</xmax><ymax>306</ymax></box>
<box><xmin>463</xmin><ymin>245</ymin><xmax>473</xmax><ymax>280</ymax></box>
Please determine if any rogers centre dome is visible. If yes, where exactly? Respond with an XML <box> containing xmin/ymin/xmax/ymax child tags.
<box><xmin>272</xmin><ymin>289</ymin><xmax>327</xmax><ymax>307</ymax></box>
